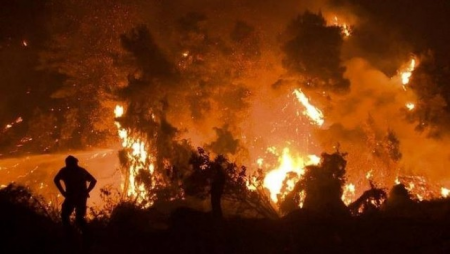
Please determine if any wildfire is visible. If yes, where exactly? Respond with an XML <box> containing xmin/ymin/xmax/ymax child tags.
<box><xmin>263</xmin><ymin>148</ymin><xmax>319</xmax><ymax>204</ymax></box>
<box><xmin>114</xmin><ymin>105</ymin><xmax>155</xmax><ymax>206</ymax></box>
<box><xmin>293</xmin><ymin>89</ymin><xmax>324</xmax><ymax>126</ymax></box>
<box><xmin>441</xmin><ymin>187</ymin><xmax>450</xmax><ymax>198</ymax></box>
<box><xmin>333</xmin><ymin>16</ymin><xmax>351</xmax><ymax>37</ymax></box>
<box><xmin>399</xmin><ymin>58</ymin><xmax>416</xmax><ymax>86</ymax></box>
<box><xmin>342</xmin><ymin>183</ymin><xmax>356</xmax><ymax>205</ymax></box>
<box><xmin>114</xmin><ymin>105</ymin><xmax>124</xmax><ymax>117</ymax></box>
<box><xmin>3</xmin><ymin>117</ymin><xmax>23</xmax><ymax>132</ymax></box>
<box><xmin>398</xmin><ymin>175</ymin><xmax>435</xmax><ymax>201</ymax></box>
<box><xmin>406</xmin><ymin>102</ymin><xmax>415</xmax><ymax>111</ymax></box>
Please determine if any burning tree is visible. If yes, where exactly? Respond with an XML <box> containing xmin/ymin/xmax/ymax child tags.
<box><xmin>185</xmin><ymin>148</ymin><xmax>278</xmax><ymax>218</ymax></box>
<box><xmin>281</xmin><ymin>11</ymin><xmax>349</xmax><ymax>93</ymax></box>
<box><xmin>279</xmin><ymin>150</ymin><xmax>349</xmax><ymax>216</ymax></box>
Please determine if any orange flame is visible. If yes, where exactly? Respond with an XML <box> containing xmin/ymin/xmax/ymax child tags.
<box><xmin>114</xmin><ymin>105</ymin><xmax>155</xmax><ymax>207</ymax></box>
<box><xmin>342</xmin><ymin>183</ymin><xmax>356</xmax><ymax>205</ymax></box>
<box><xmin>333</xmin><ymin>16</ymin><xmax>351</xmax><ymax>37</ymax></box>
<box><xmin>441</xmin><ymin>187</ymin><xmax>450</xmax><ymax>198</ymax></box>
<box><xmin>293</xmin><ymin>89</ymin><xmax>324</xmax><ymax>126</ymax></box>
<box><xmin>400</xmin><ymin>58</ymin><xmax>416</xmax><ymax>86</ymax></box>
<box><xmin>263</xmin><ymin>148</ymin><xmax>319</xmax><ymax>204</ymax></box>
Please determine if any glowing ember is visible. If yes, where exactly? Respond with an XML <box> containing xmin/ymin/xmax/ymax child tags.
<box><xmin>114</xmin><ymin>105</ymin><xmax>124</xmax><ymax>118</ymax></box>
<box><xmin>406</xmin><ymin>103</ymin><xmax>415</xmax><ymax>111</ymax></box>
<box><xmin>256</xmin><ymin>158</ymin><xmax>264</xmax><ymax>168</ymax></box>
<box><xmin>398</xmin><ymin>175</ymin><xmax>434</xmax><ymax>201</ymax></box>
<box><xmin>441</xmin><ymin>187</ymin><xmax>450</xmax><ymax>198</ymax></box>
<box><xmin>366</xmin><ymin>169</ymin><xmax>373</xmax><ymax>180</ymax></box>
<box><xmin>308</xmin><ymin>155</ymin><xmax>321</xmax><ymax>165</ymax></box>
<box><xmin>3</xmin><ymin>117</ymin><xmax>23</xmax><ymax>132</ymax></box>
<box><xmin>400</xmin><ymin>58</ymin><xmax>416</xmax><ymax>86</ymax></box>
<box><xmin>293</xmin><ymin>89</ymin><xmax>324</xmax><ymax>126</ymax></box>
<box><xmin>333</xmin><ymin>16</ymin><xmax>351</xmax><ymax>37</ymax></box>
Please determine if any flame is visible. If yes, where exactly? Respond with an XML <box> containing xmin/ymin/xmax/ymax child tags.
<box><xmin>406</xmin><ymin>103</ymin><xmax>415</xmax><ymax>111</ymax></box>
<box><xmin>333</xmin><ymin>16</ymin><xmax>351</xmax><ymax>37</ymax></box>
<box><xmin>342</xmin><ymin>183</ymin><xmax>356</xmax><ymax>205</ymax></box>
<box><xmin>114</xmin><ymin>105</ymin><xmax>155</xmax><ymax>206</ymax></box>
<box><xmin>441</xmin><ymin>187</ymin><xmax>450</xmax><ymax>198</ymax></box>
<box><xmin>293</xmin><ymin>89</ymin><xmax>324</xmax><ymax>126</ymax></box>
<box><xmin>114</xmin><ymin>105</ymin><xmax>124</xmax><ymax>117</ymax></box>
<box><xmin>256</xmin><ymin>158</ymin><xmax>264</xmax><ymax>168</ymax></box>
<box><xmin>3</xmin><ymin>117</ymin><xmax>23</xmax><ymax>132</ymax></box>
<box><xmin>263</xmin><ymin>147</ymin><xmax>318</xmax><ymax>204</ymax></box>
<box><xmin>398</xmin><ymin>175</ymin><xmax>434</xmax><ymax>201</ymax></box>
<box><xmin>399</xmin><ymin>58</ymin><xmax>416</xmax><ymax>86</ymax></box>
<box><xmin>366</xmin><ymin>169</ymin><xmax>373</xmax><ymax>180</ymax></box>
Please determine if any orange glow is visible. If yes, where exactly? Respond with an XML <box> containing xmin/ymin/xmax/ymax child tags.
<box><xmin>293</xmin><ymin>89</ymin><xmax>324</xmax><ymax>126</ymax></box>
<box><xmin>399</xmin><ymin>58</ymin><xmax>416</xmax><ymax>86</ymax></box>
<box><xmin>333</xmin><ymin>16</ymin><xmax>351</xmax><ymax>37</ymax></box>
<box><xmin>406</xmin><ymin>103</ymin><xmax>415</xmax><ymax>111</ymax></box>
<box><xmin>114</xmin><ymin>105</ymin><xmax>155</xmax><ymax>207</ymax></box>
<box><xmin>114</xmin><ymin>105</ymin><xmax>124</xmax><ymax>117</ymax></box>
<box><xmin>342</xmin><ymin>183</ymin><xmax>356</xmax><ymax>205</ymax></box>
<box><xmin>263</xmin><ymin>148</ymin><xmax>319</xmax><ymax>204</ymax></box>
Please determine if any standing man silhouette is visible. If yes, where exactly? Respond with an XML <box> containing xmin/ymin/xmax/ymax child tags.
<box><xmin>54</xmin><ymin>155</ymin><xmax>97</xmax><ymax>234</ymax></box>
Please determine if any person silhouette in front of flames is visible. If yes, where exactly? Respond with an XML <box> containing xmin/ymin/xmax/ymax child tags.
<box><xmin>211</xmin><ymin>155</ymin><xmax>227</xmax><ymax>219</ymax></box>
<box><xmin>54</xmin><ymin>155</ymin><xmax>97</xmax><ymax>234</ymax></box>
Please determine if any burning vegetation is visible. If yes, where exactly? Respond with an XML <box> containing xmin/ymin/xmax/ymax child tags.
<box><xmin>2</xmin><ymin>0</ymin><xmax>450</xmax><ymax>252</ymax></box>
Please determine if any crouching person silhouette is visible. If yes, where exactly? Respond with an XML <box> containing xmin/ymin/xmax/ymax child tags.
<box><xmin>54</xmin><ymin>155</ymin><xmax>97</xmax><ymax>236</ymax></box>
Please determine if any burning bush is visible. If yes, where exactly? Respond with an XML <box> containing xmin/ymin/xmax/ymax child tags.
<box><xmin>279</xmin><ymin>151</ymin><xmax>349</xmax><ymax>217</ymax></box>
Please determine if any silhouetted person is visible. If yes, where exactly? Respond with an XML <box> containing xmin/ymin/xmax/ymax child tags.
<box><xmin>211</xmin><ymin>156</ymin><xmax>226</xmax><ymax>219</ymax></box>
<box><xmin>383</xmin><ymin>183</ymin><xmax>416</xmax><ymax>216</ymax></box>
<box><xmin>54</xmin><ymin>155</ymin><xmax>97</xmax><ymax>234</ymax></box>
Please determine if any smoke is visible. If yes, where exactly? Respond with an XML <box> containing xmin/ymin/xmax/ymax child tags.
<box><xmin>4</xmin><ymin>0</ymin><xmax>450</xmax><ymax>196</ymax></box>
<box><xmin>113</xmin><ymin>1</ymin><xmax>450</xmax><ymax>189</ymax></box>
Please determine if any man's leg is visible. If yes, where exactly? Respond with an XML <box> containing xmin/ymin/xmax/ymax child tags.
<box><xmin>61</xmin><ymin>199</ymin><xmax>75</xmax><ymax>235</ymax></box>
<box><xmin>75</xmin><ymin>198</ymin><xmax>87</xmax><ymax>233</ymax></box>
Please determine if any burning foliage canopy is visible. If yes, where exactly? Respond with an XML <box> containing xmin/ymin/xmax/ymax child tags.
<box><xmin>2</xmin><ymin>0</ymin><xmax>450</xmax><ymax>217</ymax></box>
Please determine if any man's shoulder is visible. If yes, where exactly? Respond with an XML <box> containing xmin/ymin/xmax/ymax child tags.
<box><xmin>55</xmin><ymin>167</ymin><xmax>68</xmax><ymax>178</ymax></box>
<box><xmin>58</xmin><ymin>167</ymin><xmax>68</xmax><ymax>173</ymax></box>
<box><xmin>78</xmin><ymin>166</ymin><xmax>89</xmax><ymax>173</ymax></box>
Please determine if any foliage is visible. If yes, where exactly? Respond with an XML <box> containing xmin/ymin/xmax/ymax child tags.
<box><xmin>281</xmin><ymin>11</ymin><xmax>349</xmax><ymax>93</ymax></box>
<box><xmin>348</xmin><ymin>181</ymin><xmax>388</xmax><ymax>216</ymax></box>
<box><xmin>280</xmin><ymin>151</ymin><xmax>349</xmax><ymax>216</ymax></box>
<box><xmin>0</xmin><ymin>183</ymin><xmax>59</xmax><ymax>221</ymax></box>
<box><xmin>35</xmin><ymin>0</ymin><xmax>142</xmax><ymax>149</ymax></box>
<box><xmin>185</xmin><ymin>147</ymin><xmax>278</xmax><ymax>218</ymax></box>
<box><xmin>89</xmin><ymin>185</ymin><xmax>123</xmax><ymax>223</ymax></box>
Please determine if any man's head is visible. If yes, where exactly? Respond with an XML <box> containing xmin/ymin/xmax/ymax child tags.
<box><xmin>65</xmin><ymin>155</ymin><xmax>79</xmax><ymax>167</ymax></box>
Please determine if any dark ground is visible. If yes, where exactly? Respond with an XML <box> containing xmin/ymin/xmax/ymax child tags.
<box><xmin>1</xmin><ymin>186</ymin><xmax>450</xmax><ymax>254</ymax></box>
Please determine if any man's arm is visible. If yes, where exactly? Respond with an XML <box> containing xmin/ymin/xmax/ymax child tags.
<box><xmin>85</xmin><ymin>171</ymin><xmax>97</xmax><ymax>194</ymax></box>
<box><xmin>53</xmin><ymin>171</ymin><xmax>66</xmax><ymax>197</ymax></box>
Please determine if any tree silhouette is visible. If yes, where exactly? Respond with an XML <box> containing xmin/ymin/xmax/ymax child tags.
<box><xmin>282</xmin><ymin>11</ymin><xmax>349</xmax><ymax>93</ymax></box>
<box><xmin>281</xmin><ymin>151</ymin><xmax>349</xmax><ymax>217</ymax></box>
